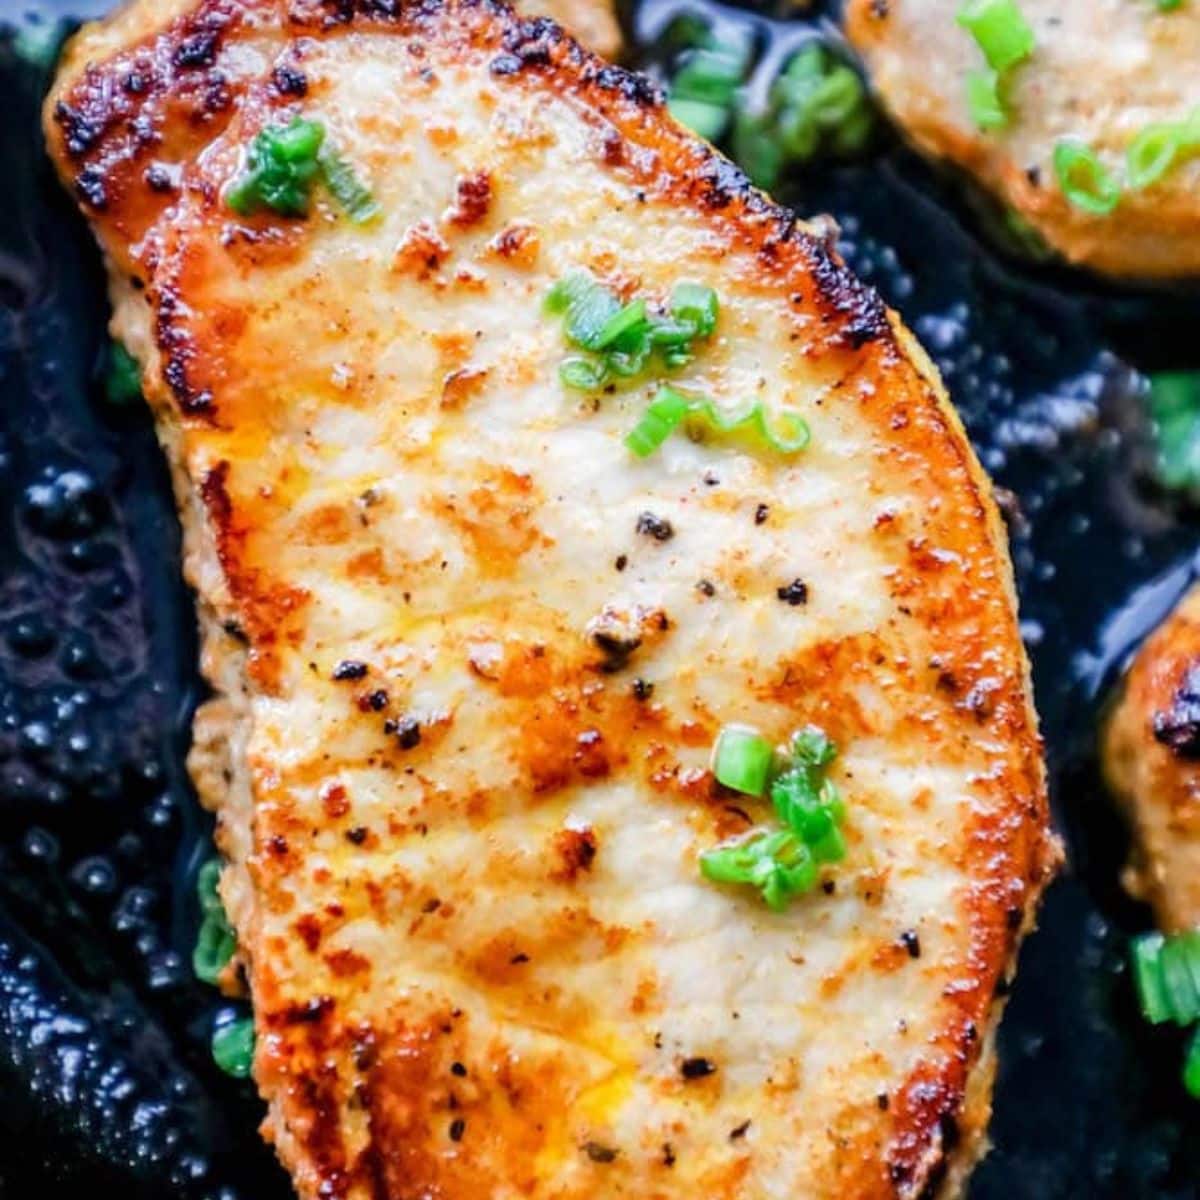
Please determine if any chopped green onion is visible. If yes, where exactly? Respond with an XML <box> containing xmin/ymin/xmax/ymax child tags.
<box><xmin>545</xmin><ymin>274</ymin><xmax>720</xmax><ymax>392</ymax></box>
<box><xmin>671</xmin><ymin>46</ymin><xmax>748</xmax><ymax>104</ymax></box>
<box><xmin>1053</xmin><ymin>140</ymin><xmax>1120</xmax><ymax>215</ymax></box>
<box><xmin>1161</xmin><ymin>934</ymin><xmax>1200</xmax><ymax>1024</ymax></box>
<box><xmin>227</xmin><ymin>117</ymin><xmax>325</xmax><ymax>217</ymax></box>
<box><xmin>1147</xmin><ymin>371</ymin><xmax>1200</xmax><ymax>496</ymax></box>
<box><xmin>105</xmin><ymin>342</ymin><xmax>142</xmax><ymax>406</ymax></box>
<box><xmin>317</xmin><ymin>147</ymin><xmax>380</xmax><ymax>224</ymax></box>
<box><xmin>668</xmin><ymin>97</ymin><xmax>730</xmax><ymax>142</ymax></box>
<box><xmin>770</xmin><ymin>727</ymin><xmax>847</xmax><ymax>863</ymax></box>
<box><xmin>193</xmin><ymin>858</ymin><xmax>236</xmax><ymax>987</ymax></box>
<box><xmin>1126</xmin><ymin>111</ymin><xmax>1200</xmax><ymax>190</ymax></box>
<box><xmin>624</xmin><ymin>386</ymin><xmax>690</xmax><ymax>457</ymax></box>
<box><xmin>700</xmin><ymin>829</ymin><xmax>816</xmax><ymax>912</ymax></box>
<box><xmin>686</xmin><ymin>396</ymin><xmax>811</xmax><ymax>455</ymax></box>
<box><xmin>1185</xmin><ymin>1027</ymin><xmax>1200</xmax><ymax>1098</ymax></box>
<box><xmin>212</xmin><ymin>1014</ymin><xmax>255</xmax><ymax>1078</ymax></box>
<box><xmin>956</xmin><ymin>0</ymin><xmax>1035</xmax><ymax>73</ymax></box>
<box><xmin>712</xmin><ymin>724</ymin><xmax>775</xmax><ymax>797</ymax></box>
<box><xmin>965</xmin><ymin>69</ymin><xmax>1007</xmax><ymax>131</ymax></box>
<box><xmin>1132</xmin><ymin>933</ymin><xmax>1171</xmax><ymax>1024</ymax></box>
<box><xmin>560</xmin><ymin>356</ymin><xmax>610</xmax><ymax>392</ymax></box>
<box><xmin>1156</xmin><ymin>0</ymin><xmax>1184</xmax><ymax>10</ymax></box>
<box><xmin>1130</xmin><ymin>930</ymin><xmax>1200</xmax><ymax>1025</ymax></box>
<box><xmin>670</xmin><ymin>283</ymin><xmax>719</xmax><ymax>338</ymax></box>
<box><xmin>594</xmin><ymin>299</ymin><xmax>650</xmax><ymax>351</ymax></box>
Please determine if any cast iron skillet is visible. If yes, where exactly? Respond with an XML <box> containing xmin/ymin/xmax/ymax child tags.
<box><xmin>1</xmin><ymin>0</ymin><xmax>1198</xmax><ymax>1195</ymax></box>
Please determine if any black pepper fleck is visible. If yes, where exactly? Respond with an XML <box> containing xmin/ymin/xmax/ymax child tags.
<box><xmin>449</xmin><ymin>1118</ymin><xmax>465</xmax><ymax>1142</ymax></box>
<box><xmin>681</xmin><ymin>1056</ymin><xmax>716</xmax><ymax>1080</ymax></box>
<box><xmin>391</xmin><ymin>717</ymin><xmax>421</xmax><ymax>749</ymax></box>
<box><xmin>776</xmin><ymin>579</ymin><xmax>808</xmax><ymax>606</ymax></box>
<box><xmin>451</xmin><ymin>1061</ymin><xmax>467</xmax><ymax>1077</ymax></box>
<box><xmin>346</xmin><ymin>827</ymin><xmax>367</xmax><ymax>845</ymax></box>
<box><xmin>696</xmin><ymin>579</ymin><xmax>716</xmax><ymax>597</ymax></box>
<box><xmin>614</xmin><ymin>554</ymin><xmax>628</xmax><ymax>571</ymax></box>
<box><xmin>636</xmin><ymin>511</ymin><xmax>674</xmax><ymax>542</ymax></box>
<box><xmin>900</xmin><ymin>929</ymin><xmax>921</xmax><ymax>959</ymax></box>
<box><xmin>332</xmin><ymin>659</ymin><xmax>368</xmax><ymax>681</ymax></box>
<box><xmin>584</xmin><ymin>1141</ymin><xmax>618</xmax><ymax>1163</ymax></box>
<box><xmin>754</xmin><ymin>503</ymin><xmax>769</xmax><ymax>525</ymax></box>
<box><xmin>632</xmin><ymin>678</ymin><xmax>654</xmax><ymax>701</ymax></box>
<box><xmin>729</xmin><ymin>1120</ymin><xmax>751</xmax><ymax>1140</ymax></box>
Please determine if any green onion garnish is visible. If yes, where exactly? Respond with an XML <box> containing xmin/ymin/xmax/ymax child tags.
<box><xmin>624</xmin><ymin>387</ymin><xmax>690</xmax><ymax>457</ymax></box>
<box><xmin>1185</xmin><ymin>1027</ymin><xmax>1200</xmax><ymax>1098</ymax></box>
<box><xmin>105</xmin><ymin>341</ymin><xmax>142</xmax><ymax>406</ymax></box>
<box><xmin>193</xmin><ymin>858</ymin><xmax>236</xmax><ymax>987</ymax></box>
<box><xmin>546</xmin><ymin>273</ymin><xmax>719</xmax><ymax>391</ymax></box>
<box><xmin>317</xmin><ymin>147</ymin><xmax>381</xmax><ymax>224</ymax></box>
<box><xmin>668</xmin><ymin>97</ymin><xmax>730</xmax><ymax>142</ymax></box>
<box><xmin>1126</xmin><ymin>110</ymin><xmax>1200</xmax><ymax>191</ymax></box>
<box><xmin>227</xmin><ymin>117</ymin><xmax>326</xmax><ymax>217</ymax></box>
<box><xmin>1131</xmin><ymin>930</ymin><xmax>1200</xmax><ymax>1025</ymax></box>
<box><xmin>712</xmin><ymin>724</ymin><xmax>775</xmax><ymax>796</ymax></box>
<box><xmin>1147</xmin><ymin>371</ymin><xmax>1200</xmax><ymax>496</ymax></box>
<box><xmin>1053</xmin><ymin>140</ymin><xmax>1121</xmax><ymax>215</ymax></box>
<box><xmin>956</xmin><ymin>0</ymin><xmax>1035</xmax><ymax>72</ymax></box>
<box><xmin>700</xmin><ymin>829</ymin><xmax>816</xmax><ymax>912</ymax></box>
<box><xmin>1156</xmin><ymin>0</ymin><xmax>1184</xmax><ymax>10</ymax></box>
<box><xmin>955</xmin><ymin>0</ymin><xmax>1034</xmax><ymax>131</ymax></box>
<box><xmin>624</xmin><ymin>386</ymin><xmax>810</xmax><ymax>460</ymax></box>
<box><xmin>965</xmin><ymin>70</ymin><xmax>1007</xmax><ymax>132</ymax></box>
<box><xmin>701</xmin><ymin>725</ymin><xmax>848</xmax><ymax>911</ymax></box>
<box><xmin>685</xmin><ymin>396</ymin><xmax>810</xmax><ymax>455</ymax></box>
<box><xmin>227</xmin><ymin>119</ymin><xmax>380</xmax><ymax>222</ymax></box>
<box><xmin>211</xmin><ymin>1014</ymin><xmax>255</xmax><ymax>1078</ymax></box>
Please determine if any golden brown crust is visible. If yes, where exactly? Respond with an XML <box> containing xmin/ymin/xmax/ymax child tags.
<box><xmin>1103</xmin><ymin>583</ymin><xmax>1200</xmax><ymax>932</ymax></box>
<box><xmin>46</xmin><ymin>2</ymin><xmax>1054</xmax><ymax>1197</ymax></box>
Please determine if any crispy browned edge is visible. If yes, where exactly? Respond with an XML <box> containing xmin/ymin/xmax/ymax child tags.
<box><xmin>43</xmin><ymin>1</ymin><xmax>1058</xmax><ymax>1194</ymax></box>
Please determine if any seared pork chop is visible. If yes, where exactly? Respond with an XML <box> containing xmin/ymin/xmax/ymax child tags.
<box><xmin>46</xmin><ymin>1</ymin><xmax>1054</xmax><ymax>1196</ymax></box>
<box><xmin>846</xmin><ymin>0</ymin><xmax>1200</xmax><ymax>279</ymax></box>
<box><xmin>1104</xmin><ymin>583</ymin><xmax>1200</xmax><ymax>932</ymax></box>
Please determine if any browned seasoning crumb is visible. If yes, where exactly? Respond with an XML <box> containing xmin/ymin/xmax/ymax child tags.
<box><xmin>662</xmin><ymin>1143</ymin><xmax>676</xmax><ymax>1167</ymax></box>
<box><xmin>449</xmin><ymin>1118</ymin><xmax>465</xmax><ymax>1142</ymax></box>
<box><xmin>332</xmin><ymin>659</ymin><xmax>368</xmax><ymax>681</ymax></box>
<box><xmin>510</xmin><ymin>952</ymin><xmax>530</xmax><ymax>964</ymax></box>
<box><xmin>696</xmin><ymin>579</ymin><xmax>716</xmax><ymax>597</ymax></box>
<box><xmin>754</xmin><ymin>503</ymin><xmax>769</xmax><ymax>525</ymax></box>
<box><xmin>386</xmin><ymin>716</ymin><xmax>422</xmax><ymax>749</ymax></box>
<box><xmin>777</xmin><ymin>578</ymin><xmax>808</xmax><ymax>606</ymax></box>
<box><xmin>632</xmin><ymin>678</ymin><xmax>654</xmax><ymax>701</ymax></box>
<box><xmin>681</xmin><ymin>1056</ymin><xmax>716</xmax><ymax>1079</ymax></box>
<box><xmin>346</xmin><ymin>827</ymin><xmax>367</xmax><ymax>845</ymax></box>
<box><xmin>636</xmin><ymin>511</ymin><xmax>674</xmax><ymax>542</ymax></box>
<box><xmin>729</xmin><ymin>1120</ymin><xmax>751</xmax><ymax>1140</ymax></box>
<box><xmin>614</xmin><ymin>554</ymin><xmax>628</xmax><ymax>571</ymax></box>
<box><xmin>584</xmin><ymin>1142</ymin><xmax>618</xmax><ymax>1164</ymax></box>
<box><xmin>877</xmin><ymin>1092</ymin><xmax>890</xmax><ymax>1111</ymax></box>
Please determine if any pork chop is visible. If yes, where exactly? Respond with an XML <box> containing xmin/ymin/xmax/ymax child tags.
<box><xmin>46</xmin><ymin>2</ymin><xmax>1055</xmax><ymax>1196</ymax></box>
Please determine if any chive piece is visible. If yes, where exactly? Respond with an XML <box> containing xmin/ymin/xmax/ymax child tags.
<box><xmin>686</xmin><ymin>397</ymin><xmax>811</xmax><ymax>454</ymax></box>
<box><xmin>668</xmin><ymin>97</ymin><xmax>730</xmax><ymax>142</ymax></box>
<box><xmin>193</xmin><ymin>858</ymin><xmax>236</xmax><ymax>986</ymax></box>
<box><xmin>1185</xmin><ymin>1027</ymin><xmax>1200</xmax><ymax>1099</ymax></box>
<box><xmin>227</xmin><ymin>117</ymin><xmax>326</xmax><ymax>217</ymax></box>
<box><xmin>624</xmin><ymin>386</ymin><xmax>690</xmax><ymax>457</ymax></box>
<box><xmin>560</xmin><ymin>356</ymin><xmax>610</xmax><ymax>392</ymax></box>
<box><xmin>1053</xmin><ymin>140</ymin><xmax>1120</xmax><ymax>215</ymax></box>
<box><xmin>670</xmin><ymin>283</ymin><xmax>719</xmax><ymax>338</ymax></box>
<box><xmin>594</xmin><ymin>299</ymin><xmax>650</xmax><ymax>351</ymax></box>
<box><xmin>317</xmin><ymin>148</ymin><xmax>380</xmax><ymax>224</ymax></box>
<box><xmin>712</xmin><ymin>725</ymin><xmax>774</xmax><ymax>797</ymax></box>
<box><xmin>1162</xmin><ymin>936</ymin><xmax>1200</xmax><ymax>1024</ymax></box>
<box><xmin>1131</xmin><ymin>933</ymin><xmax>1171</xmax><ymax>1025</ymax></box>
<box><xmin>1126</xmin><ymin>111</ymin><xmax>1200</xmax><ymax>191</ymax></box>
<box><xmin>1148</xmin><ymin>371</ymin><xmax>1200</xmax><ymax>495</ymax></box>
<box><xmin>965</xmin><ymin>69</ymin><xmax>1007</xmax><ymax>131</ymax></box>
<box><xmin>105</xmin><ymin>342</ymin><xmax>142</xmax><ymax>406</ymax></box>
<box><xmin>1157</xmin><ymin>0</ymin><xmax>1184</xmax><ymax>10</ymax></box>
<box><xmin>212</xmin><ymin>1015</ymin><xmax>255</xmax><ymax>1078</ymax></box>
<box><xmin>956</xmin><ymin>0</ymin><xmax>1035</xmax><ymax>73</ymax></box>
<box><xmin>699</xmin><ymin>829</ymin><xmax>816</xmax><ymax>911</ymax></box>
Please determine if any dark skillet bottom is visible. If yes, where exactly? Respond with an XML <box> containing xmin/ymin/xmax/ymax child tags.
<box><xmin>1</xmin><ymin>1</ymin><xmax>1199</xmax><ymax>1195</ymax></box>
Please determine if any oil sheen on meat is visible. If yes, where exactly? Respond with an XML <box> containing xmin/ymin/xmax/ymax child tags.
<box><xmin>45</xmin><ymin>2</ymin><xmax>1055</xmax><ymax>1197</ymax></box>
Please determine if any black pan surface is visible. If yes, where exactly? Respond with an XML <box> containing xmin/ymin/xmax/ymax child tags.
<box><xmin>1</xmin><ymin>1</ymin><xmax>1198</xmax><ymax>1195</ymax></box>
